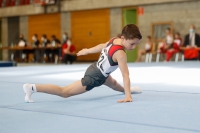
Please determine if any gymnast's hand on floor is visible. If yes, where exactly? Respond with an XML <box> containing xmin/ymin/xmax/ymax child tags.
<box><xmin>117</xmin><ymin>97</ymin><xmax>132</xmax><ymax>103</ymax></box>
<box><xmin>77</xmin><ymin>48</ymin><xmax>89</xmax><ymax>56</ymax></box>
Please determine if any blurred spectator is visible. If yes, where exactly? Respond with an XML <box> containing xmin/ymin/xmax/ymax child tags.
<box><xmin>62</xmin><ymin>32</ymin><xmax>69</xmax><ymax>44</ymax></box>
<box><xmin>165</xmin><ymin>32</ymin><xmax>182</xmax><ymax>62</ymax></box>
<box><xmin>41</xmin><ymin>34</ymin><xmax>51</xmax><ymax>47</ymax></box>
<box><xmin>32</xmin><ymin>34</ymin><xmax>41</xmax><ymax>62</ymax></box>
<box><xmin>17</xmin><ymin>34</ymin><xmax>26</xmax><ymax>47</ymax></box>
<box><xmin>62</xmin><ymin>38</ymin><xmax>77</xmax><ymax>64</ymax></box>
<box><xmin>158</xmin><ymin>27</ymin><xmax>174</xmax><ymax>53</ymax></box>
<box><xmin>41</xmin><ymin>34</ymin><xmax>51</xmax><ymax>62</ymax></box>
<box><xmin>51</xmin><ymin>35</ymin><xmax>61</xmax><ymax>62</ymax></box>
<box><xmin>14</xmin><ymin>34</ymin><xmax>27</xmax><ymax>61</ymax></box>
<box><xmin>51</xmin><ymin>35</ymin><xmax>61</xmax><ymax>47</ymax></box>
<box><xmin>184</xmin><ymin>25</ymin><xmax>200</xmax><ymax>48</ymax></box>
<box><xmin>32</xmin><ymin>34</ymin><xmax>40</xmax><ymax>47</ymax></box>
<box><xmin>183</xmin><ymin>25</ymin><xmax>200</xmax><ymax>60</ymax></box>
<box><xmin>136</xmin><ymin>36</ymin><xmax>152</xmax><ymax>62</ymax></box>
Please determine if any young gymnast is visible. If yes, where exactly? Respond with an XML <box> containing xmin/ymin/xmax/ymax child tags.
<box><xmin>23</xmin><ymin>24</ymin><xmax>143</xmax><ymax>103</ymax></box>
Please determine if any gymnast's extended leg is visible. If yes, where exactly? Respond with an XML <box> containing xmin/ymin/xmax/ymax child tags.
<box><xmin>23</xmin><ymin>80</ymin><xmax>87</xmax><ymax>102</ymax></box>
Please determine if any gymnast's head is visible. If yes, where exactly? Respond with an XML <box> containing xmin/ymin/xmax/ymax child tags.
<box><xmin>120</xmin><ymin>24</ymin><xmax>142</xmax><ymax>51</ymax></box>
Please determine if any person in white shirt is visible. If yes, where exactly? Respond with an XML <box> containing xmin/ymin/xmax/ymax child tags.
<box><xmin>136</xmin><ymin>36</ymin><xmax>152</xmax><ymax>62</ymax></box>
<box><xmin>158</xmin><ymin>28</ymin><xmax>174</xmax><ymax>53</ymax></box>
<box><xmin>14</xmin><ymin>34</ymin><xmax>27</xmax><ymax>61</ymax></box>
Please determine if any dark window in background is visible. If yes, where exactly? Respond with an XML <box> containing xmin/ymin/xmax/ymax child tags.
<box><xmin>8</xmin><ymin>16</ymin><xmax>19</xmax><ymax>46</ymax></box>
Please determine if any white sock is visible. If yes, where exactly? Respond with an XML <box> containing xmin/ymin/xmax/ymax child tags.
<box><xmin>32</xmin><ymin>84</ymin><xmax>37</xmax><ymax>92</ymax></box>
<box><xmin>130</xmin><ymin>86</ymin><xmax>142</xmax><ymax>94</ymax></box>
<box><xmin>23</xmin><ymin>83</ymin><xmax>37</xmax><ymax>103</ymax></box>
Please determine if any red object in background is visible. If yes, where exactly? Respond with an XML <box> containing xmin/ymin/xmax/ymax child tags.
<box><xmin>6</xmin><ymin>0</ymin><xmax>11</xmax><ymax>6</ymax></box>
<box><xmin>20</xmin><ymin>0</ymin><xmax>30</xmax><ymax>5</ymax></box>
<box><xmin>25</xmin><ymin>0</ymin><xmax>30</xmax><ymax>4</ymax></box>
<box><xmin>33</xmin><ymin>0</ymin><xmax>46</xmax><ymax>6</ymax></box>
<box><xmin>62</xmin><ymin>44</ymin><xmax>76</xmax><ymax>58</ymax></box>
<box><xmin>2</xmin><ymin>0</ymin><xmax>15</xmax><ymax>7</ymax></box>
<box><xmin>20</xmin><ymin>0</ymin><xmax>25</xmax><ymax>5</ymax></box>
<box><xmin>166</xmin><ymin>49</ymin><xmax>179</xmax><ymax>61</ymax></box>
<box><xmin>0</xmin><ymin>0</ymin><xmax>3</xmax><ymax>7</ymax></box>
<box><xmin>138</xmin><ymin>7</ymin><xmax>144</xmax><ymax>15</ymax></box>
<box><xmin>184</xmin><ymin>48</ymin><xmax>199</xmax><ymax>59</ymax></box>
<box><xmin>10</xmin><ymin>0</ymin><xmax>16</xmax><ymax>6</ymax></box>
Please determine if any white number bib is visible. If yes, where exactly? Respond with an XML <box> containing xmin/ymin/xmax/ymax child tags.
<box><xmin>97</xmin><ymin>49</ymin><xmax>107</xmax><ymax>70</ymax></box>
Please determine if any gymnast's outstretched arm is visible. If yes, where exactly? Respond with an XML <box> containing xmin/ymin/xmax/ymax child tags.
<box><xmin>77</xmin><ymin>42</ymin><xmax>108</xmax><ymax>56</ymax></box>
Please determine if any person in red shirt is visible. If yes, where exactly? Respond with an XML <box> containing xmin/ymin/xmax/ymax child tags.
<box><xmin>165</xmin><ymin>32</ymin><xmax>182</xmax><ymax>62</ymax></box>
<box><xmin>62</xmin><ymin>38</ymin><xmax>77</xmax><ymax>64</ymax></box>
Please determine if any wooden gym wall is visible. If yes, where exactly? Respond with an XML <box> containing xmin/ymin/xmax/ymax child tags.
<box><xmin>28</xmin><ymin>13</ymin><xmax>61</xmax><ymax>44</ymax></box>
<box><xmin>71</xmin><ymin>9</ymin><xmax>110</xmax><ymax>61</ymax></box>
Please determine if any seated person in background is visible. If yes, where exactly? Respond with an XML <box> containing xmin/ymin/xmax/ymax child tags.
<box><xmin>14</xmin><ymin>34</ymin><xmax>27</xmax><ymax>61</ymax></box>
<box><xmin>32</xmin><ymin>34</ymin><xmax>41</xmax><ymax>62</ymax></box>
<box><xmin>17</xmin><ymin>34</ymin><xmax>26</xmax><ymax>47</ymax></box>
<box><xmin>136</xmin><ymin>36</ymin><xmax>152</xmax><ymax>62</ymax></box>
<box><xmin>158</xmin><ymin>27</ymin><xmax>174</xmax><ymax>53</ymax></box>
<box><xmin>51</xmin><ymin>35</ymin><xmax>61</xmax><ymax>62</ymax></box>
<box><xmin>51</xmin><ymin>35</ymin><xmax>61</xmax><ymax>47</ymax></box>
<box><xmin>165</xmin><ymin>32</ymin><xmax>182</xmax><ymax>62</ymax></box>
<box><xmin>41</xmin><ymin>34</ymin><xmax>51</xmax><ymax>62</ymax></box>
<box><xmin>32</xmin><ymin>34</ymin><xmax>40</xmax><ymax>47</ymax></box>
<box><xmin>62</xmin><ymin>38</ymin><xmax>77</xmax><ymax>64</ymax></box>
<box><xmin>183</xmin><ymin>25</ymin><xmax>200</xmax><ymax>60</ymax></box>
<box><xmin>62</xmin><ymin>32</ymin><xmax>69</xmax><ymax>44</ymax></box>
<box><xmin>184</xmin><ymin>25</ymin><xmax>200</xmax><ymax>48</ymax></box>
